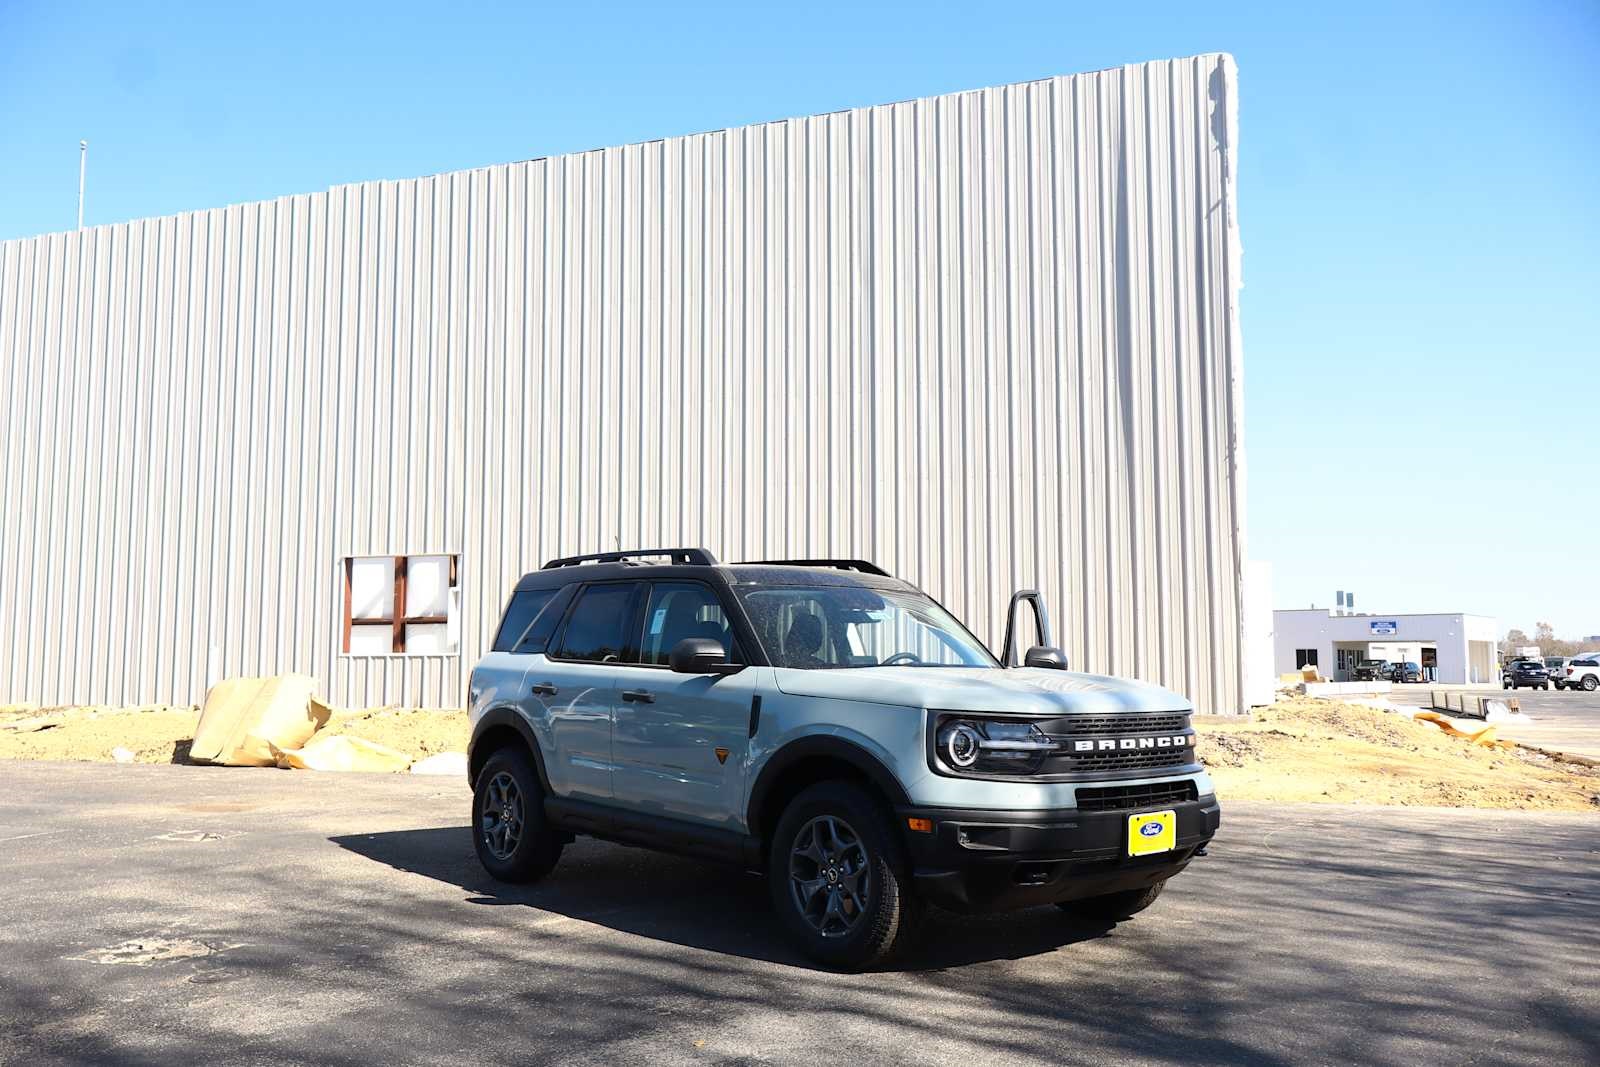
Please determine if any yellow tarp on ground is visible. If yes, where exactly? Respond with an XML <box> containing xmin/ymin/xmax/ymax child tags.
<box><xmin>1412</xmin><ymin>711</ymin><xmax>1516</xmax><ymax>749</ymax></box>
<box><xmin>270</xmin><ymin>733</ymin><xmax>414</xmax><ymax>773</ymax></box>
<box><xmin>189</xmin><ymin>674</ymin><xmax>331</xmax><ymax>766</ymax></box>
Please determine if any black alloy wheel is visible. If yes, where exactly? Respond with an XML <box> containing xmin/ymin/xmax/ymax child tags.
<box><xmin>768</xmin><ymin>781</ymin><xmax>918</xmax><ymax>970</ymax></box>
<box><xmin>472</xmin><ymin>747</ymin><xmax>564</xmax><ymax>884</ymax></box>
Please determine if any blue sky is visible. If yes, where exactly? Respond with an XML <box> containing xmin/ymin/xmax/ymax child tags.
<box><xmin>3</xmin><ymin>1</ymin><xmax>1596</xmax><ymax>637</ymax></box>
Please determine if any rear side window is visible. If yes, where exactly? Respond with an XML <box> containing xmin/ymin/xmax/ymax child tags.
<box><xmin>553</xmin><ymin>583</ymin><xmax>642</xmax><ymax>662</ymax></box>
<box><xmin>492</xmin><ymin>589</ymin><xmax>557</xmax><ymax>652</ymax></box>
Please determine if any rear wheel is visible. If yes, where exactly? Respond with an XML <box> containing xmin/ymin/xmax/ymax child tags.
<box><xmin>768</xmin><ymin>781</ymin><xmax>918</xmax><ymax>970</ymax></box>
<box><xmin>472</xmin><ymin>747</ymin><xmax>564</xmax><ymax>884</ymax></box>
<box><xmin>1058</xmin><ymin>880</ymin><xmax>1167</xmax><ymax>920</ymax></box>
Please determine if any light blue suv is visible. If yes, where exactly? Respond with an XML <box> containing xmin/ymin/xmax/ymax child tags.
<box><xmin>467</xmin><ymin>548</ymin><xmax>1220</xmax><ymax>968</ymax></box>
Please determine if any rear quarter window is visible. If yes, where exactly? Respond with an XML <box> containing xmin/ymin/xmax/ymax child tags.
<box><xmin>492</xmin><ymin>589</ymin><xmax>558</xmax><ymax>652</ymax></box>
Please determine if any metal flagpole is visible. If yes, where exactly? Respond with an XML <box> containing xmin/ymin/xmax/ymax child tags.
<box><xmin>78</xmin><ymin>140</ymin><xmax>88</xmax><ymax>230</ymax></box>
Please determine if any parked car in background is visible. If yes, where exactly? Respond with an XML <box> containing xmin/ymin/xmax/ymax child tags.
<box><xmin>1352</xmin><ymin>658</ymin><xmax>1390</xmax><ymax>682</ymax></box>
<box><xmin>1544</xmin><ymin>657</ymin><xmax>1570</xmax><ymax>690</ymax></box>
<box><xmin>1388</xmin><ymin>661</ymin><xmax>1422</xmax><ymax>683</ymax></box>
<box><xmin>1503</xmin><ymin>660</ymin><xmax>1552</xmax><ymax>690</ymax></box>
<box><xmin>1564</xmin><ymin>655</ymin><xmax>1600</xmax><ymax>692</ymax></box>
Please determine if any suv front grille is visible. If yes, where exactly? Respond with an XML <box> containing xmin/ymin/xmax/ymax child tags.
<box><xmin>1034</xmin><ymin>710</ymin><xmax>1197</xmax><ymax>776</ymax></box>
<box><xmin>1048</xmin><ymin>712</ymin><xmax>1190</xmax><ymax>736</ymax></box>
<box><xmin>930</xmin><ymin>709</ymin><xmax>1200</xmax><ymax>780</ymax></box>
<box><xmin>1049</xmin><ymin>746</ymin><xmax>1196</xmax><ymax>773</ymax></box>
<box><xmin>1076</xmin><ymin>780</ymin><xmax>1199</xmax><ymax>813</ymax></box>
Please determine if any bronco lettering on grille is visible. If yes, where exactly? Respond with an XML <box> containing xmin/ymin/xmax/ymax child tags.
<box><xmin>1070</xmin><ymin>734</ymin><xmax>1194</xmax><ymax>753</ymax></box>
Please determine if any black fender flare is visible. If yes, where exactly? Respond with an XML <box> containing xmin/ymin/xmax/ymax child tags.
<box><xmin>467</xmin><ymin>705</ymin><xmax>552</xmax><ymax>793</ymax></box>
<box><xmin>746</xmin><ymin>735</ymin><xmax>912</xmax><ymax>841</ymax></box>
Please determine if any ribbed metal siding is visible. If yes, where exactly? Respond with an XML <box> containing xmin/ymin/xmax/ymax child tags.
<box><xmin>0</xmin><ymin>54</ymin><xmax>1245</xmax><ymax>713</ymax></box>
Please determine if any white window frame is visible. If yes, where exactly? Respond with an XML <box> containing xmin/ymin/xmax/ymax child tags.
<box><xmin>341</xmin><ymin>553</ymin><xmax>461</xmax><ymax>657</ymax></box>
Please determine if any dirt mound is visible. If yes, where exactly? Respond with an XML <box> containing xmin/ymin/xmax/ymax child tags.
<box><xmin>1203</xmin><ymin>696</ymin><xmax>1600</xmax><ymax>811</ymax></box>
<box><xmin>0</xmin><ymin>704</ymin><xmax>467</xmax><ymax>769</ymax></box>
<box><xmin>6</xmin><ymin>696</ymin><xmax>1596</xmax><ymax>810</ymax></box>
<box><xmin>323</xmin><ymin>707</ymin><xmax>468</xmax><ymax>760</ymax></box>
<box><xmin>0</xmin><ymin>705</ymin><xmax>200</xmax><ymax>764</ymax></box>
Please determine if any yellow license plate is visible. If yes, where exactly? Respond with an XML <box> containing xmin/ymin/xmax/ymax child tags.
<box><xmin>1127</xmin><ymin>810</ymin><xmax>1177</xmax><ymax>857</ymax></box>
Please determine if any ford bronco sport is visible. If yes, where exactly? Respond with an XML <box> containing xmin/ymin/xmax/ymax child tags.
<box><xmin>466</xmin><ymin>548</ymin><xmax>1220</xmax><ymax>968</ymax></box>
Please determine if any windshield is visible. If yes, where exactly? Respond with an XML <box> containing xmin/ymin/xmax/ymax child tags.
<box><xmin>736</xmin><ymin>583</ymin><xmax>999</xmax><ymax>669</ymax></box>
<box><xmin>1359</xmin><ymin>660</ymin><xmax>1385</xmax><ymax>668</ymax></box>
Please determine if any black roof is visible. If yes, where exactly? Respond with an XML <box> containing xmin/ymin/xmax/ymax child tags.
<box><xmin>511</xmin><ymin>548</ymin><xmax>910</xmax><ymax>594</ymax></box>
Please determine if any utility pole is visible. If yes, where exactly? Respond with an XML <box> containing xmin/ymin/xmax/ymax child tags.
<box><xmin>78</xmin><ymin>140</ymin><xmax>88</xmax><ymax>230</ymax></box>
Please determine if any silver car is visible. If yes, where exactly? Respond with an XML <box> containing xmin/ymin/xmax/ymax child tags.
<box><xmin>466</xmin><ymin>548</ymin><xmax>1220</xmax><ymax>968</ymax></box>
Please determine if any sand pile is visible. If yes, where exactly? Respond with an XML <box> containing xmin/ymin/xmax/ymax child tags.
<box><xmin>6</xmin><ymin>695</ymin><xmax>1597</xmax><ymax>810</ymax></box>
<box><xmin>0</xmin><ymin>703</ymin><xmax>467</xmax><ymax>769</ymax></box>
<box><xmin>1202</xmin><ymin>696</ymin><xmax>1600</xmax><ymax>811</ymax></box>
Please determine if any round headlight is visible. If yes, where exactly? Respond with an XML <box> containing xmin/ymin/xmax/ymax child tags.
<box><xmin>941</xmin><ymin>723</ymin><xmax>982</xmax><ymax>768</ymax></box>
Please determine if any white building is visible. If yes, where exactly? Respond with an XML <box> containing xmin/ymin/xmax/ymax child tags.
<box><xmin>1</xmin><ymin>54</ymin><xmax>1250</xmax><ymax>712</ymax></box>
<box><xmin>1273</xmin><ymin>610</ymin><xmax>1500</xmax><ymax>685</ymax></box>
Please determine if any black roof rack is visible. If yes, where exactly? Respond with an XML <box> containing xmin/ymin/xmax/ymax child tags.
<box><xmin>739</xmin><ymin>558</ymin><xmax>892</xmax><ymax>577</ymax></box>
<box><xmin>542</xmin><ymin>547</ymin><xmax>719</xmax><ymax>569</ymax></box>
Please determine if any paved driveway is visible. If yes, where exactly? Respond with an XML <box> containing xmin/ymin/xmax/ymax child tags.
<box><xmin>1</xmin><ymin>762</ymin><xmax>1596</xmax><ymax>1066</ymax></box>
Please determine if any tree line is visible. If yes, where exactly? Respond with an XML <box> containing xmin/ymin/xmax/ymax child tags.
<box><xmin>1499</xmin><ymin>622</ymin><xmax>1597</xmax><ymax>658</ymax></box>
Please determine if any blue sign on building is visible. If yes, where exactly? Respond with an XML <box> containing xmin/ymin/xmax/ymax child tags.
<box><xmin>1369</xmin><ymin>620</ymin><xmax>1399</xmax><ymax>636</ymax></box>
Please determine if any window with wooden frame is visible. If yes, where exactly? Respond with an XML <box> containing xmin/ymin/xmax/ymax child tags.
<box><xmin>342</xmin><ymin>554</ymin><xmax>460</xmax><ymax>655</ymax></box>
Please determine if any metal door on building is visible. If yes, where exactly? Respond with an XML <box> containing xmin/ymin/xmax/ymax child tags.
<box><xmin>1336</xmin><ymin>648</ymin><xmax>1354</xmax><ymax>681</ymax></box>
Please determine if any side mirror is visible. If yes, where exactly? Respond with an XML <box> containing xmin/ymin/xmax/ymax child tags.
<box><xmin>1000</xmin><ymin>589</ymin><xmax>1057</xmax><ymax>668</ymax></box>
<box><xmin>668</xmin><ymin>637</ymin><xmax>742</xmax><ymax>675</ymax></box>
<box><xmin>1024</xmin><ymin>645</ymin><xmax>1069</xmax><ymax>671</ymax></box>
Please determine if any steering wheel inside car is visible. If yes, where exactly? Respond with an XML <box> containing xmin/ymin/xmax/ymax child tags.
<box><xmin>880</xmin><ymin>652</ymin><xmax>923</xmax><ymax>666</ymax></box>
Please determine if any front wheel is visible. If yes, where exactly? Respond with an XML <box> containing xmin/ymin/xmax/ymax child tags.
<box><xmin>472</xmin><ymin>747</ymin><xmax>564</xmax><ymax>884</ymax></box>
<box><xmin>768</xmin><ymin>781</ymin><xmax>918</xmax><ymax>970</ymax></box>
<box><xmin>1057</xmin><ymin>880</ymin><xmax>1167</xmax><ymax>920</ymax></box>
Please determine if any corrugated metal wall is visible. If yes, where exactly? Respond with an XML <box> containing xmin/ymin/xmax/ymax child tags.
<box><xmin>0</xmin><ymin>53</ymin><xmax>1246</xmax><ymax>713</ymax></box>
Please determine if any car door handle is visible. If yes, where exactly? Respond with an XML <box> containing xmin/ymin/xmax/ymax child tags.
<box><xmin>531</xmin><ymin>682</ymin><xmax>558</xmax><ymax>697</ymax></box>
<box><xmin>620</xmin><ymin>689</ymin><xmax>654</xmax><ymax>704</ymax></box>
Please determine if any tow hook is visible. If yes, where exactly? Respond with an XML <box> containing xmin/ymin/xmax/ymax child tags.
<box><xmin>1194</xmin><ymin>846</ymin><xmax>1210</xmax><ymax>858</ymax></box>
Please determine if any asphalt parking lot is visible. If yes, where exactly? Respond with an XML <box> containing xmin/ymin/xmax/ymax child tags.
<box><xmin>2</xmin><ymin>762</ymin><xmax>1596</xmax><ymax>1067</ymax></box>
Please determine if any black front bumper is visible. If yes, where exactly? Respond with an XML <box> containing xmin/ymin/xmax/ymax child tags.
<box><xmin>897</xmin><ymin>795</ymin><xmax>1221</xmax><ymax>913</ymax></box>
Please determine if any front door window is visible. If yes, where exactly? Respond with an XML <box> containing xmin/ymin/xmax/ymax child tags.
<box><xmin>639</xmin><ymin>582</ymin><xmax>740</xmax><ymax>666</ymax></box>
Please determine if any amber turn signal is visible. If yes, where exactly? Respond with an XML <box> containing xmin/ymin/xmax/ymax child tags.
<box><xmin>906</xmin><ymin>817</ymin><xmax>933</xmax><ymax>833</ymax></box>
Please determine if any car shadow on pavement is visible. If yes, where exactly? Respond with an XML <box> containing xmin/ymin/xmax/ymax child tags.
<box><xmin>331</xmin><ymin>825</ymin><xmax>1114</xmax><ymax>972</ymax></box>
